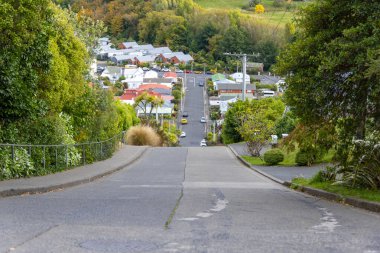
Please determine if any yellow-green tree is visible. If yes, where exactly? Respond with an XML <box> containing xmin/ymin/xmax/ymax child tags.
<box><xmin>255</xmin><ymin>4</ymin><xmax>265</xmax><ymax>14</ymax></box>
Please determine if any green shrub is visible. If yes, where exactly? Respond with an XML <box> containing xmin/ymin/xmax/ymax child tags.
<box><xmin>126</xmin><ymin>126</ymin><xmax>162</xmax><ymax>146</ymax></box>
<box><xmin>263</xmin><ymin>148</ymin><xmax>284</xmax><ymax>165</ymax></box>
<box><xmin>0</xmin><ymin>148</ymin><xmax>35</xmax><ymax>180</ymax></box>
<box><xmin>295</xmin><ymin>150</ymin><xmax>316</xmax><ymax>166</ymax></box>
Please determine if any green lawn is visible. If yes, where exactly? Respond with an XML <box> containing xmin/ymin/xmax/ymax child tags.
<box><xmin>242</xmin><ymin>147</ymin><xmax>335</xmax><ymax>166</ymax></box>
<box><xmin>194</xmin><ymin>0</ymin><xmax>308</xmax><ymax>26</ymax></box>
<box><xmin>293</xmin><ymin>178</ymin><xmax>380</xmax><ymax>203</ymax></box>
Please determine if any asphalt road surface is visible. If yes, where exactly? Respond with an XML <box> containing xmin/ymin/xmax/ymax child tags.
<box><xmin>177</xmin><ymin>73</ymin><xmax>210</xmax><ymax>147</ymax></box>
<box><xmin>1</xmin><ymin>146</ymin><xmax>380</xmax><ymax>252</ymax></box>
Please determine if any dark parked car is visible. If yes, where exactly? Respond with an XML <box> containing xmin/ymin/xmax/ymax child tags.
<box><xmin>182</xmin><ymin>111</ymin><xmax>189</xmax><ymax>117</ymax></box>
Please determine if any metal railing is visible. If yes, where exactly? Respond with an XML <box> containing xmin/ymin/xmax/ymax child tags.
<box><xmin>0</xmin><ymin>131</ymin><xmax>126</xmax><ymax>178</ymax></box>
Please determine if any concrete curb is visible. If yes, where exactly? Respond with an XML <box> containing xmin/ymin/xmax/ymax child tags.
<box><xmin>227</xmin><ymin>145</ymin><xmax>285</xmax><ymax>185</ymax></box>
<box><xmin>228</xmin><ymin>144</ymin><xmax>380</xmax><ymax>214</ymax></box>
<box><xmin>291</xmin><ymin>183</ymin><xmax>380</xmax><ymax>213</ymax></box>
<box><xmin>0</xmin><ymin>147</ymin><xmax>148</xmax><ymax>198</ymax></box>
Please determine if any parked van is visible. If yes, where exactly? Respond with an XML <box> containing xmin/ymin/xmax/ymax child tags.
<box><xmin>262</xmin><ymin>90</ymin><xmax>275</xmax><ymax>97</ymax></box>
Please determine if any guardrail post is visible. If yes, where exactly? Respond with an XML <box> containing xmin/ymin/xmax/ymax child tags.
<box><xmin>11</xmin><ymin>145</ymin><xmax>15</xmax><ymax>161</ymax></box>
<box><xmin>55</xmin><ymin>146</ymin><xmax>58</xmax><ymax>170</ymax></box>
<box><xmin>82</xmin><ymin>144</ymin><xmax>85</xmax><ymax>165</ymax></box>
<box><xmin>100</xmin><ymin>142</ymin><xmax>103</xmax><ymax>159</ymax></box>
<box><xmin>65</xmin><ymin>145</ymin><xmax>68</xmax><ymax>168</ymax></box>
<box><xmin>43</xmin><ymin>146</ymin><xmax>46</xmax><ymax>170</ymax></box>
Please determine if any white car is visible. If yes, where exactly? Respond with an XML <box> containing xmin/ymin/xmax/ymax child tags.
<box><xmin>180</xmin><ymin>131</ymin><xmax>186</xmax><ymax>138</ymax></box>
<box><xmin>200</xmin><ymin>139</ymin><xmax>207</xmax><ymax>147</ymax></box>
<box><xmin>162</xmin><ymin>67</ymin><xmax>170</xmax><ymax>72</ymax></box>
<box><xmin>176</xmin><ymin>69</ymin><xmax>184</xmax><ymax>73</ymax></box>
<box><xmin>200</xmin><ymin>117</ymin><xmax>206</xmax><ymax>123</ymax></box>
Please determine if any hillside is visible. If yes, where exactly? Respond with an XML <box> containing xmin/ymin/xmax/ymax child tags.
<box><xmin>194</xmin><ymin>0</ymin><xmax>308</xmax><ymax>25</ymax></box>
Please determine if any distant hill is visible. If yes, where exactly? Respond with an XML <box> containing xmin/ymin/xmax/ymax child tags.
<box><xmin>194</xmin><ymin>0</ymin><xmax>309</xmax><ymax>26</ymax></box>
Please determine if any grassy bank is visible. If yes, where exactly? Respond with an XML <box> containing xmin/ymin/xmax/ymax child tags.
<box><xmin>194</xmin><ymin>0</ymin><xmax>309</xmax><ymax>26</ymax></box>
<box><xmin>293</xmin><ymin>178</ymin><xmax>380</xmax><ymax>203</ymax></box>
<box><xmin>242</xmin><ymin>148</ymin><xmax>335</xmax><ymax>166</ymax></box>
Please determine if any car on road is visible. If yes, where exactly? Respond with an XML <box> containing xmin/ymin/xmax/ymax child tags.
<box><xmin>200</xmin><ymin>117</ymin><xmax>206</xmax><ymax>123</ymax></box>
<box><xmin>181</xmin><ymin>118</ymin><xmax>188</xmax><ymax>124</ymax></box>
<box><xmin>200</xmin><ymin>139</ymin><xmax>207</xmax><ymax>147</ymax></box>
<box><xmin>184</xmin><ymin>70</ymin><xmax>192</xmax><ymax>74</ymax></box>
<box><xmin>194</xmin><ymin>70</ymin><xmax>203</xmax><ymax>74</ymax></box>
<box><xmin>175</xmin><ymin>69</ymin><xmax>184</xmax><ymax>73</ymax></box>
<box><xmin>180</xmin><ymin>131</ymin><xmax>186</xmax><ymax>138</ymax></box>
<box><xmin>162</xmin><ymin>67</ymin><xmax>170</xmax><ymax>72</ymax></box>
<box><xmin>182</xmin><ymin>111</ymin><xmax>189</xmax><ymax>117</ymax></box>
<box><xmin>198</xmin><ymin>81</ymin><xmax>204</xmax><ymax>87</ymax></box>
<box><xmin>142</xmin><ymin>67</ymin><xmax>150</xmax><ymax>71</ymax></box>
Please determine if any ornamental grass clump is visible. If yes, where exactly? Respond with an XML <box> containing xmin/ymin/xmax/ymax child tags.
<box><xmin>263</xmin><ymin>148</ymin><xmax>284</xmax><ymax>165</ymax></box>
<box><xmin>125</xmin><ymin>126</ymin><xmax>162</xmax><ymax>146</ymax></box>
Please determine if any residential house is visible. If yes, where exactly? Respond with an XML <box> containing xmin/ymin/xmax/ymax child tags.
<box><xmin>144</xmin><ymin>70</ymin><xmax>159</xmax><ymax>79</ymax></box>
<box><xmin>146</xmin><ymin>47</ymin><xmax>172</xmax><ymax>56</ymax></box>
<box><xmin>143</xmin><ymin>78</ymin><xmax>173</xmax><ymax>88</ymax></box>
<box><xmin>118</xmin><ymin>89</ymin><xmax>161</xmax><ymax>105</ymax></box>
<box><xmin>134</xmin><ymin>55</ymin><xmax>157</xmax><ymax>66</ymax></box>
<box><xmin>229</xmin><ymin>72</ymin><xmax>250</xmax><ymax>84</ymax></box>
<box><xmin>121</xmin><ymin>67</ymin><xmax>144</xmax><ymax>89</ymax></box>
<box><xmin>251</xmin><ymin>74</ymin><xmax>282</xmax><ymax>85</ymax></box>
<box><xmin>118</xmin><ymin>41</ymin><xmax>138</xmax><ymax>49</ymax></box>
<box><xmin>156</xmin><ymin>52</ymin><xmax>193</xmax><ymax>64</ymax></box>
<box><xmin>110</xmin><ymin>55</ymin><xmax>135</xmax><ymax>65</ymax></box>
<box><xmin>216</xmin><ymin>82</ymin><xmax>255</xmax><ymax>99</ymax></box>
<box><xmin>136</xmin><ymin>100</ymin><xmax>174</xmax><ymax>117</ymax></box>
<box><xmin>101</xmin><ymin>66</ymin><xmax>124</xmax><ymax>83</ymax></box>
<box><xmin>162</xmin><ymin>72</ymin><xmax>177</xmax><ymax>83</ymax></box>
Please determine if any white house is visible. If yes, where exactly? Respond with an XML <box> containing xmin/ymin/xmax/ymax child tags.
<box><xmin>144</xmin><ymin>70</ymin><xmax>159</xmax><ymax>79</ymax></box>
<box><xmin>229</xmin><ymin>72</ymin><xmax>250</xmax><ymax>84</ymax></box>
<box><xmin>121</xmin><ymin>67</ymin><xmax>144</xmax><ymax>89</ymax></box>
<box><xmin>101</xmin><ymin>66</ymin><xmax>124</xmax><ymax>83</ymax></box>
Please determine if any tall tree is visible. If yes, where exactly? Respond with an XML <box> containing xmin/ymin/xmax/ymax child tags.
<box><xmin>0</xmin><ymin>0</ymin><xmax>53</xmax><ymax>122</ymax></box>
<box><xmin>275</xmin><ymin>0</ymin><xmax>380</xmax><ymax>143</ymax></box>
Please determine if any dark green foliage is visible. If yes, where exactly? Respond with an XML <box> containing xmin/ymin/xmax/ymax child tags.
<box><xmin>276</xmin><ymin>0</ymin><xmax>380</xmax><ymax>188</ymax></box>
<box><xmin>295</xmin><ymin>149</ymin><xmax>316</xmax><ymax>166</ymax></box>
<box><xmin>335</xmin><ymin>134</ymin><xmax>380</xmax><ymax>190</ymax></box>
<box><xmin>263</xmin><ymin>148</ymin><xmax>284</xmax><ymax>165</ymax></box>
<box><xmin>0</xmin><ymin>0</ymin><xmax>53</xmax><ymax>122</ymax></box>
<box><xmin>255</xmin><ymin>40</ymin><xmax>279</xmax><ymax>71</ymax></box>
<box><xmin>0</xmin><ymin>1</ymin><xmax>139</xmax><ymax>180</ymax></box>
<box><xmin>309</xmin><ymin>166</ymin><xmax>336</xmax><ymax>184</ymax></box>
<box><xmin>274</xmin><ymin>111</ymin><xmax>297</xmax><ymax>137</ymax></box>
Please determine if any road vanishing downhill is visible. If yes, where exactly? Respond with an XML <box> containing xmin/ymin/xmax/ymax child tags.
<box><xmin>1</xmin><ymin>146</ymin><xmax>380</xmax><ymax>253</ymax></box>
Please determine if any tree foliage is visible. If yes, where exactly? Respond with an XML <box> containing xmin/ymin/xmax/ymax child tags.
<box><xmin>275</xmin><ymin>0</ymin><xmax>380</xmax><ymax>186</ymax></box>
<box><xmin>222</xmin><ymin>98</ymin><xmax>285</xmax><ymax>151</ymax></box>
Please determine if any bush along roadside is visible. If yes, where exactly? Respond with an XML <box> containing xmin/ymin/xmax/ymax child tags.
<box><xmin>0</xmin><ymin>132</ymin><xmax>125</xmax><ymax>181</ymax></box>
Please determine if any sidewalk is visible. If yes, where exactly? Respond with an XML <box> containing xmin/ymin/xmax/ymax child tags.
<box><xmin>0</xmin><ymin>145</ymin><xmax>148</xmax><ymax>197</ymax></box>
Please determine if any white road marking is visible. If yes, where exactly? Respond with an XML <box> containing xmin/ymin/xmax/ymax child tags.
<box><xmin>311</xmin><ymin>207</ymin><xmax>341</xmax><ymax>233</ymax></box>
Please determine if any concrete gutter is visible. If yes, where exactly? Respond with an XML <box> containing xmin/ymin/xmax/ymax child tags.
<box><xmin>0</xmin><ymin>145</ymin><xmax>148</xmax><ymax>198</ymax></box>
<box><xmin>228</xmin><ymin>144</ymin><xmax>380</xmax><ymax>214</ymax></box>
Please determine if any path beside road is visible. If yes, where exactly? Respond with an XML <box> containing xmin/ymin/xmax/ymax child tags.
<box><xmin>0</xmin><ymin>145</ymin><xmax>147</xmax><ymax>197</ymax></box>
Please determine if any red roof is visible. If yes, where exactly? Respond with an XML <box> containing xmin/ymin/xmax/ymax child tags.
<box><xmin>138</xmin><ymin>84</ymin><xmax>171</xmax><ymax>91</ymax></box>
<box><xmin>163</xmin><ymin>72</ymin><xmax>177</xmax><ymax>78</ymax></box>
<box><xmin>119</xmin><ymin>89</ymin><xmax>161</xmax><ymax>101</ymax></box>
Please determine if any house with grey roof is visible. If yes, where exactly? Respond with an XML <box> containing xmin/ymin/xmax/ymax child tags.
<box><xmin>134</xmin><ymin>55</ymin><xmax>157</xmax><ymax>65</ymax></box>
<box><xmin>216</xmin><ymin>82</ymin><xmax>255</xmax><ymax>99</ymax></box>
<box><xmin>110</xmin><ymin>55</ymin><xmax>135</xmax><ymax>65</ymax></box>
<box><xmin>101</xmin><ymin>66</ymin><xmax>124</xmax><ymax>83</ymax></box>
<box><xmin>119</xmin><ymin>41</ymin><xmax>138</xmax><ymax>49</ymax></box>
<box><xmin>147</xmin><ymin>47</ymin><xmax>172</xmax><ymax>56</ymax></box>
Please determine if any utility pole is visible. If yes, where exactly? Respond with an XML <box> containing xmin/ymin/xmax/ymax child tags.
<box><xmin>224</xmin><ymin>52</ymin><xmax>260</xmax><ymax>101</ymax></box>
